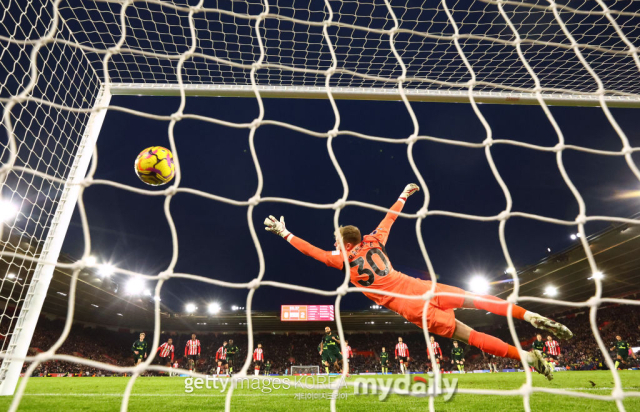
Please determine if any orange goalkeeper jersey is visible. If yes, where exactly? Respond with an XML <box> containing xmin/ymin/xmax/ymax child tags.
<box><xmin>289</xmin><ymin>199</ymin><xmax>429</xmax><ymax>319</ymax></box>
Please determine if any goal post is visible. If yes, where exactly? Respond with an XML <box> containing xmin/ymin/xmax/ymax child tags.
<box><xmin>291</xmin><ymin>365</ymin><xmax>321</xmax><ymax>375</ymax></box>
<box><xmin>0</xmin><ymin>87</ymin><xmax>111</xmax><ymax>396</ymax></box>
<box><xmin>0</xmin><ymin>1</ymin><xmax>111</xmax><ymax>395</ymax></box>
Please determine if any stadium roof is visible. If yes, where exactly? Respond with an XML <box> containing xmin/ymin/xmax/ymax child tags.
<box><xmin>2</xmin><ymin>217</ymin><xmax>640</xmax><ymax>334</ymax></box>
<box><xmin>493</xmin><ymin>216</ymin><xmax>640</xmax><ymax>316</ymax></box>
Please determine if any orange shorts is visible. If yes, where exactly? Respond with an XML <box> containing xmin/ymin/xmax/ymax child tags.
<box><xmin>399</xmin><ymin>280</ymin><xmax>466</xmax><ymax>338</ymax></box>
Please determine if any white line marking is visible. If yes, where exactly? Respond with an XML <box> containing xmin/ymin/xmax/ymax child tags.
<box><xmin>20</xmin><ymin>393</ymin><xmax>304</xmax><ymax>397</ymax></box>
<box><xmin>16</xmin><ymin>388</ymin><xmax>638</xmax><ymax>397</ymax></box>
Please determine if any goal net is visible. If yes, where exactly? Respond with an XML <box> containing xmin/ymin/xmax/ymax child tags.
<box><xmin>0</xmin><ymin>0</ymin><xmax>639</xmax><ymax>411</ymax></box>
<box><xmin>291</xmin><ymin>365</ymin><xmax>321</xmax><ymax>375</ymax></box>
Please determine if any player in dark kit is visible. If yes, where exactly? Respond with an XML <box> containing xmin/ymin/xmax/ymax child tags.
<box><xmin>380</xmin><ymin>347</ymin><xmax>390</xmax><ymax>374</ymax></box>
<box><xmin>323</xmin><ymin>326</ymin><xmax>343</xmax><ymax>373</ymax></box>
<box><xmin>610</xmin><ymin>335</ymin><xmax>637</xmax><ymax>369</ymax></box>
<box><xmin>318</xmin><ymin>341</ymin><xmax>333</xmax><ymax>374</ymax></box>
<box><xmin>318</xmin><ymin>339</ymin><xmax>336</xmax><ymax>373</ymax></box>
<box><xmin>264</xmin><ymin>360</ymin><xmax>272</xmax><ymax>375</ymax></box>
<box><xmin>451</xmin><ymin>341</ymin><xmax>465</xmax><ymax>373</ymax></box>
<box><xmin>132</xmin><ymin>332</ymin><xmax>148</xmax><ymax>365</ymax></box>
<box><xmin>532</xmin><ymin>334</ymin><xmax>545</xmax><ymax>352</ymax></box>
<box><xmin>226</xmin><ymin>339</ymin><xmax>240</xmax><ymax>374</ymax></box>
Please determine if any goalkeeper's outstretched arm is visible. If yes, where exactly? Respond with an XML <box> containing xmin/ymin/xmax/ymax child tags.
<box><xmin>374</xmin><ymin>184</ymin><xmax>419</xmax><ymax>245</ymax></box>
<box><xmin>264</xmin><ymin>215</ymin><xmax>344</xmax><ymax>269</ymax></box>
<box><xmin>264</xmin><ymin>184</ymin><xmax>419</xmax><ymax>266</ymax></box>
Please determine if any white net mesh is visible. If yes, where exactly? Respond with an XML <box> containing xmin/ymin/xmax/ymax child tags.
<box><xmin>59</xmin><ymin>0</ymin><xmax>640</xmax><ymax>104</ymax></box>
<box><xmin>0</xmin><ymin>0</ymin><xmax>639</xmax><ymax>411</ymax></box>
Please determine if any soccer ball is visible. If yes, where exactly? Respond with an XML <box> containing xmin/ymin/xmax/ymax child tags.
<box><xmin>134</xmin><ymin>146</ymin><xmax>175</xmax><ymax>186</ymax></box>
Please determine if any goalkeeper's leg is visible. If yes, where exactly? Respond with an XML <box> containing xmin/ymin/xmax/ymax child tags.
<box><xmin>430</xmin><ymin>283</ymin><xmax>572</xmax><ymax>340</ymax></box>
<box><xmin>452</xmin><ymin>320</ymin><xmax>553</xmax><ymax>381</ymax></box>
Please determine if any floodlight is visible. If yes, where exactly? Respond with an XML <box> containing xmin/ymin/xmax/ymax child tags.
<box><xmin>98</xmin><ymin>264</ymin><xmax>114</xmax><ymax>278</ymax></box>
<box><xmin>125</xmin><ymin>278</ymin><xmax>145</xmax><ymax>295</ymax></box>
<box><xmin>0</xmin><ymin>201</ymin><xmax>18</xmax><ymax>223</ymax></box>
<box><xmin>469</xmin><ymin>276</ymin><xmax>490</xmax><ymax>294</ymax></box>
<box><xmin>208</xmin><ymin>303</ymin><xmax>221</xmax><ymax>314</ymax></box>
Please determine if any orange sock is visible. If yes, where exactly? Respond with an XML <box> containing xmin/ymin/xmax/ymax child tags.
<box><xmin>469</xmin><ymin>330</ymin><xmax>521</xmax><ymax>361</ymax></box>
<box><xmin>472</xmin><ymin>295</ymin><xmax>526</xmax><ymax>320</ymax></box>
<box><xmin>506</xmin><ymin>345</ymin><xmax>521</xmax><ymax>361</ymax></box>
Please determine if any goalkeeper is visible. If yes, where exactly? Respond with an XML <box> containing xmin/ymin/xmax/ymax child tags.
<box><xmin>265</xmin><ymin>184</ymin><xmax>573</xmax><ymax>381</ymax></box>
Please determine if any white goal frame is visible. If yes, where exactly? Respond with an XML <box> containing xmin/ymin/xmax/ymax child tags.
<box><xmin>291</xmin><ymin>365</ymin><xmax>321</xmax><ymax>375</ymax></box>
<box><xmin>0</xmin><ymin>88</ymin><xmax>112</xmax><ymax>395</ymax></box>
<box><xmin>108</xmin><ymin>83</ymin><xmax>640</xmax><ymax>108</ymax></box>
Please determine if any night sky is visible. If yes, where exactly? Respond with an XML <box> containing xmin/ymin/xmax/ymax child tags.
<box><xmin>61</xmin><ymin>96</ymin><xmax>640</xmax><ymax>312</ymax></box>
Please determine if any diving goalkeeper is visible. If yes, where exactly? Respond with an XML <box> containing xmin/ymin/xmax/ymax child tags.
<box><xmin>264</xmin><ymin>184</ymin><xmax>573</xmax><ymax>381</ymax></box>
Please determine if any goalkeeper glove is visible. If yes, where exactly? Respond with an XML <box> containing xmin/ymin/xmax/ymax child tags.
<box><xmin>264</xmin><ymin>215</ymin><xmax>293</xmax><ymax>242</ymax></box>
<box><xmin>399</xmin><ymin>183</ymin><xmax>419</xmax><ymax>202</ymax></box>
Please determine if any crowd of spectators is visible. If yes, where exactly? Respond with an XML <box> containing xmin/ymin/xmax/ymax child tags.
<box><xmin>20</xmin><ymin>304</ymin><xmax>639</xmax><ymax>376</ymax></box>
<box><xmin>462</xmin><ymin>304</ymin><xmax>640</xmax><ymax>372</ymax></box>
<box><xmin>24</xmin><ymin>317</ymin><xmax>134</xmax><ymax>376</ymax></box>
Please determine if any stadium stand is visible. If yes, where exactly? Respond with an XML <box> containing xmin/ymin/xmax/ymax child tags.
<box><xmin>22</xmin><ymin>304</ymin><xmax>639</xmax><ymax>376</ymax></box>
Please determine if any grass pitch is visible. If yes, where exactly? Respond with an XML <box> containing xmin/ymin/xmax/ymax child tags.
<box><xmin>1</xmin><ymin>371</ymin><xmax>639</xmax><ymax>411</ymax></box>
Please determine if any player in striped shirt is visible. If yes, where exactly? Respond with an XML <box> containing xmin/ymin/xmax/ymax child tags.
<box><xmin>253</xmin><ymin>343</ymin><xmax>264</xmax><ymax>376</ymax></box>
<box><xmin>266</xmin><ymin>183</ymin><xmax>573</xmax><ymax>382</ymax></box>
<box><xmin>216</xmin><ymin>341</ymin><xmax>228</xmax><ymax>376</ymax></box>
<box><xmin>156</xmin><ymin>338</ymin><xmax>175</xmax><ymax>366</ymax></box>
<box><xmin>544</xmin><ymin>335</ymin><xmax>561</xmax><ymax>368</ymax></box>
<box><xmin>184</xmin><ymin>333</ymin><xmax>201</xmax><ymax>373</ymax></box>
<box><xmin>395</xmin><ymin>337</ymin><xmax>410</xmax><ymax>375</ymax></box>
<box><xmin>428</xmin><ymin>336</ymin><xmax>442</xmax><ymax>372</ymax></box>
<box><xmin>344</xmin><ymin>340</ymin><xmax>353</xmax><ymax>361</ymax></box>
